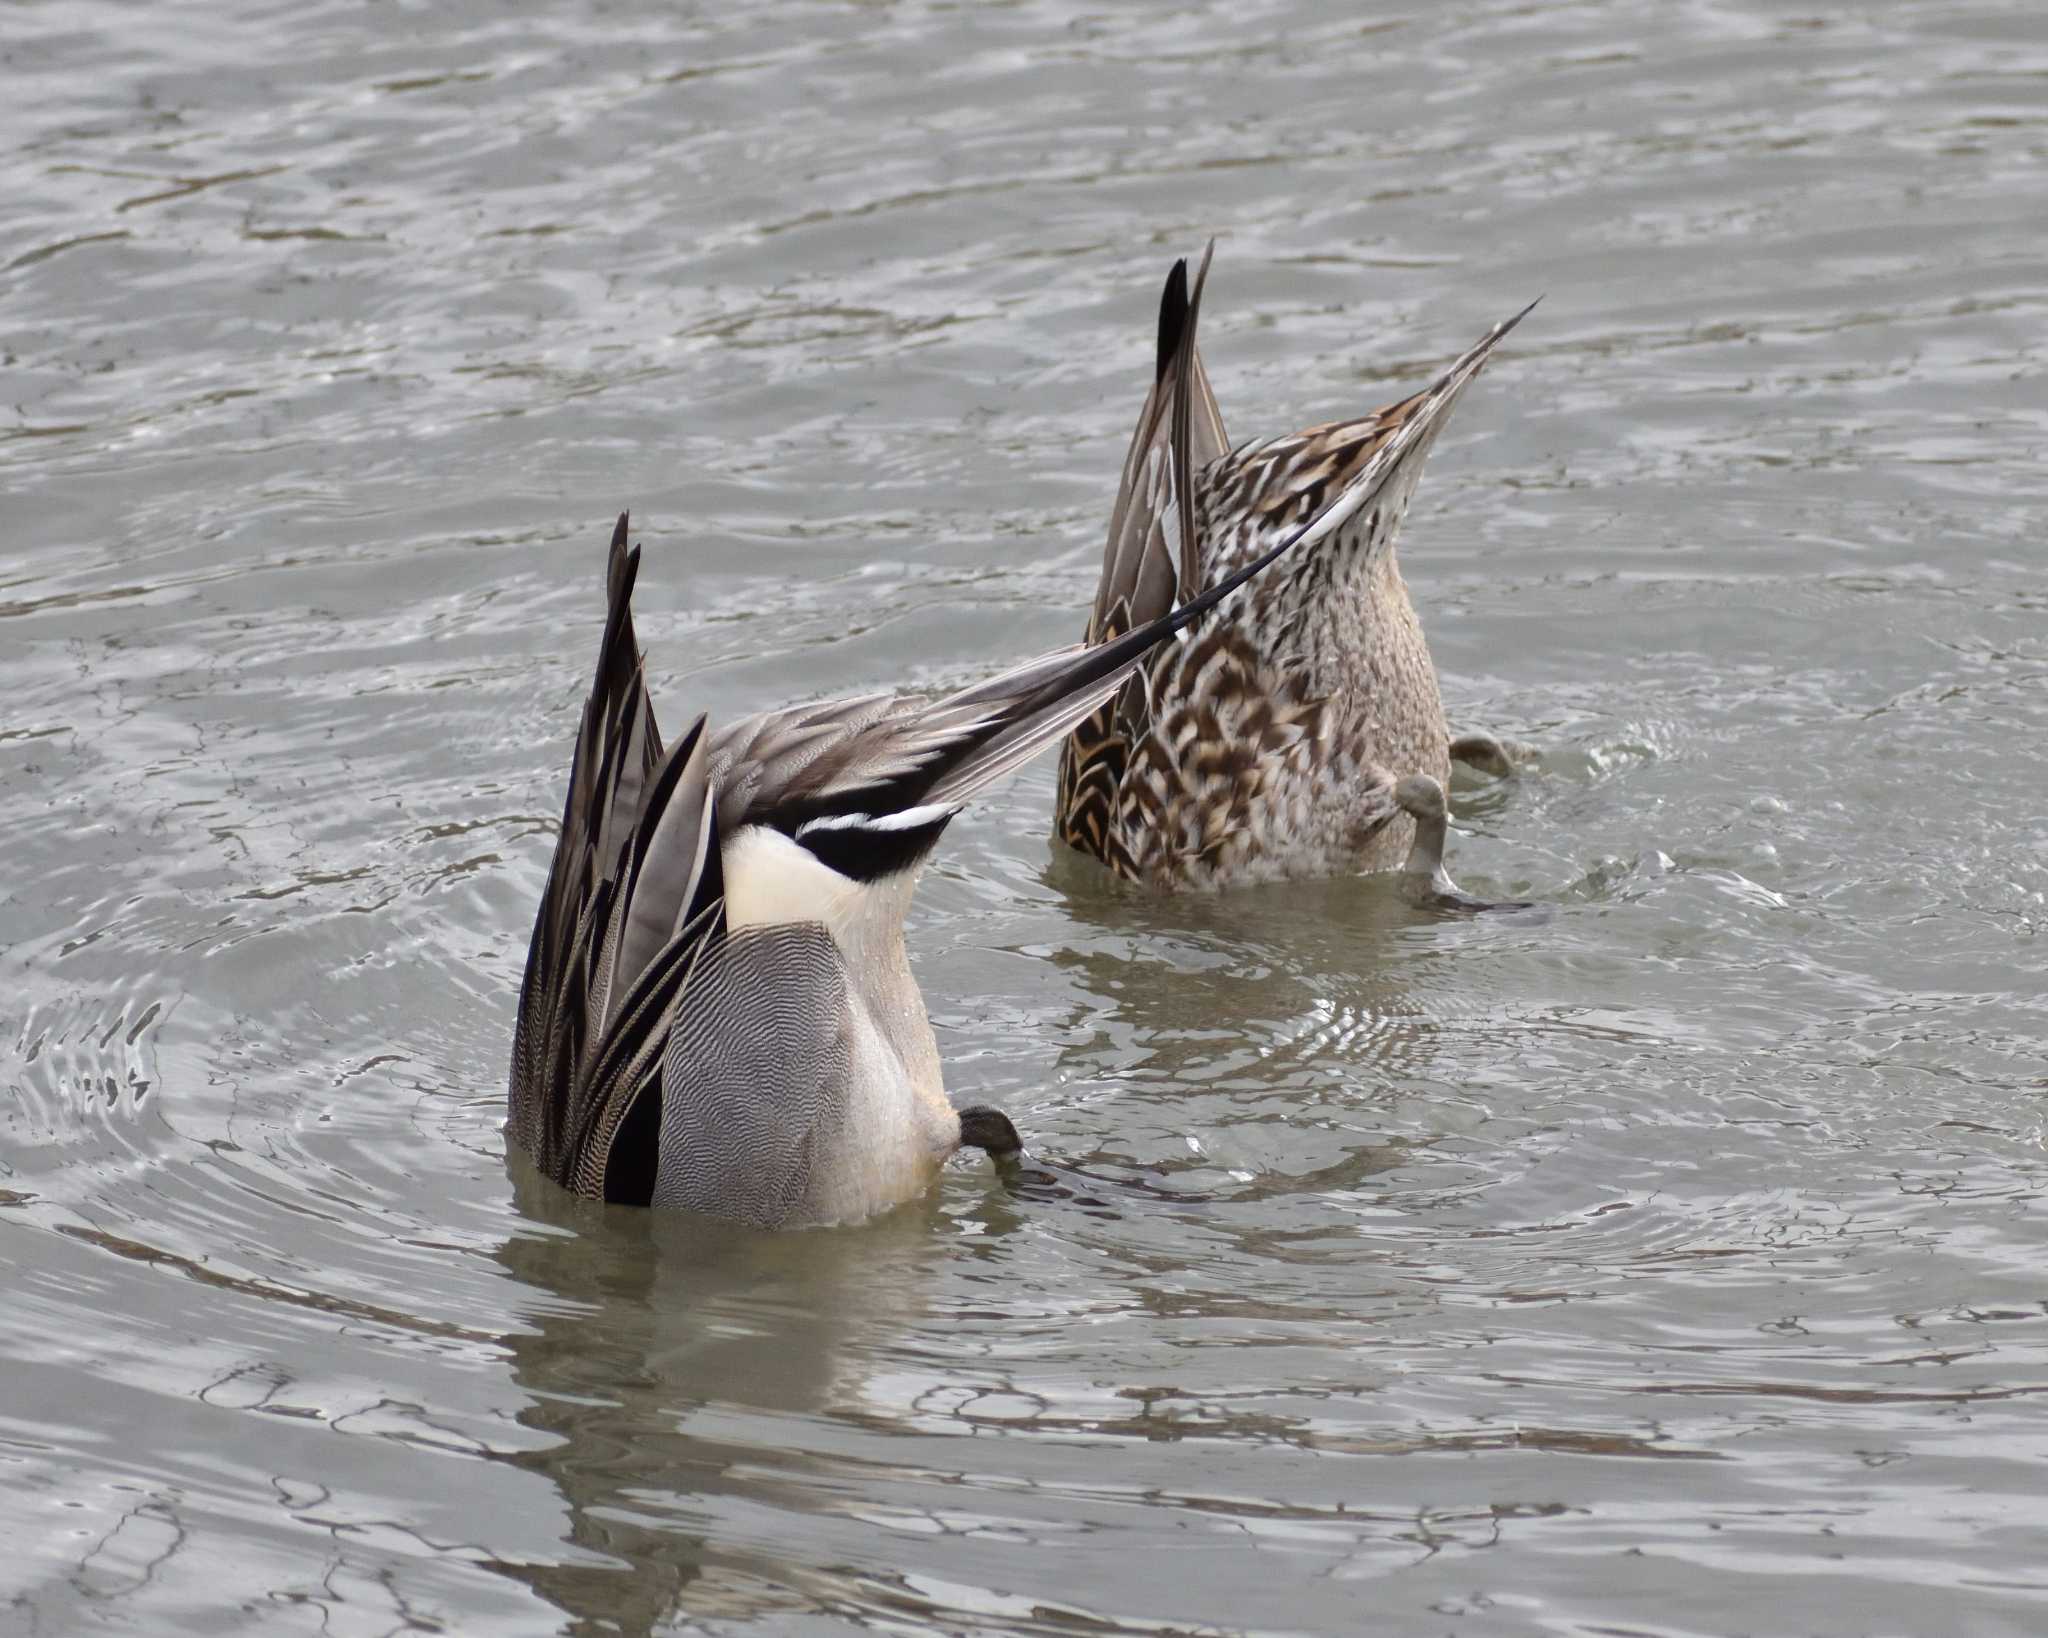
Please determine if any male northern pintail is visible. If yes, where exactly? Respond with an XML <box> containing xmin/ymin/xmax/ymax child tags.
<box><xmin>509</xmin><ymin>482</ymin><xmax>1346</xmax><ymax>1228</ymax></box>
<box><xmin>1056</xmin><ymin>246</ymin><xmax>1533</xmax><ymax>891</ymax></box>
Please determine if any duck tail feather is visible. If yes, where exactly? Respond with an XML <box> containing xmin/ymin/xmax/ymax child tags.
<box><xmin>920</xmin><ymin>445</ymin><xmax>1345</xmax><ymax>811</ymax></box>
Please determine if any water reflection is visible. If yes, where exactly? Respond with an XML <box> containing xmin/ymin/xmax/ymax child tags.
<box><xmin>487</xmin><ymin>1160</ymin><xmax>948</xmax><ymax>1633</ymax></box>
<box><xmin>1046</xmin><ymin>858</ymin><xmax>1491</xmax><ymax>1062</ymax></box>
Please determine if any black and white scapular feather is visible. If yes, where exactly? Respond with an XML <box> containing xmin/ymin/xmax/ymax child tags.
<box><xmin>509</xmin><ymin>300</ymin><xmax>1380</xmax><ymax>1227</ymax></box>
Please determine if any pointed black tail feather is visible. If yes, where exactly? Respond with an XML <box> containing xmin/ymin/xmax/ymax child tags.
<box><xmin>1154</xmin><ymin>257</ymin><xmax>1189</xmax><ymax>386</ymax></box>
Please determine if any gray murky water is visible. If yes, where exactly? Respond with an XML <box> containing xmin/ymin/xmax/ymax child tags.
<box><xmin>6</xmin><ymin>2</ymin><xmax>2047</xmax><ymax>1633</ymax></box>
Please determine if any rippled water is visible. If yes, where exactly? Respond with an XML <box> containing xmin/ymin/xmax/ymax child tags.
<box><xmin>6</xmin><ymin>1</ymin><xmax>2047</xmax><ymax>1633</ymax></box>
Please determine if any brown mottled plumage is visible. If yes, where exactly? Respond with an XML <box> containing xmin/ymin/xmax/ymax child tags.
<box><xmin>1055</xmin><ymin>247</ymin><xmax>1534</xmax><ymax>890</ymax></box>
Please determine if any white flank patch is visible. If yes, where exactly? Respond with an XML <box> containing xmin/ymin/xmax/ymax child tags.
<box><xmin>721</xmin><ymin>824</ymin><xmax>922</xmax><ymax>953</ymax></box>
<box><xmin>722</xmin><ymin>825</ymin><xmax>861</xmax><ymax>931</ymax></box>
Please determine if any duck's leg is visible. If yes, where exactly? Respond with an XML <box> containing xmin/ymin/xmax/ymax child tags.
<box><xmin>957</xmin><ymin>1118</ymin><xmax>1226</xmax><ymax>1214</ymax></box>
<box><xmin>1393</xmin><ymin>774</ymin><xmax>1463</xmax><ymax>904</ymax></box>
<box><xmin>1449</xmin><ymin>730</ymin><xmax>1517</xmax><ymax>780</ymax></box>
<box><xmin>1392</xmin><ymin>773</ymin><xmax>1531</xmax><ymax>913</ymax></box>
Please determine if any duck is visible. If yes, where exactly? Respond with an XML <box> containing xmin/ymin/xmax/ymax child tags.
<box><xmin>508</xmin><ymin>464</ymin><xmax>1355</xmax><ymax>1228</ymax></box>
<box><xmin>1055</xmin><ymin>245</ymin><xmax>1534</xmax><ymax>891</ymax></box>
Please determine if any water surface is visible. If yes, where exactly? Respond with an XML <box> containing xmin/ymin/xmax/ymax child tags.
<box><xmin>5</xmin><ymin>1</ymin><xmax>2047</xmax><ymax>1633</ymax></box>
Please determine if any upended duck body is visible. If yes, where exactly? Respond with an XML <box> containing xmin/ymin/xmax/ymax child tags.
<box><xmin>1056</xmin><ymin>247</ymin><xmax>1533</xmax><ymax>891</ymax></box>
<box><xmin>509</xmin><ymin>401</ymin><xmax>1387</xmax><ymax>1225</ymax></box>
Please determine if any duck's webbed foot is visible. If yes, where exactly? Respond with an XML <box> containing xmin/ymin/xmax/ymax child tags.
<box><xmin>1449</xmin><ymin>730</ymin><xmax>1520</xmax><ymax>781</ymax></box>
<box><xmin>1392</xmin><ymin>773</ymin><xmax>1533</xmax><ymax>914</ymax></box>
<box><xmin>957</xmin><ymin>1104</ymin><xmax>1075</xmax><ymax>1202</ymax></box>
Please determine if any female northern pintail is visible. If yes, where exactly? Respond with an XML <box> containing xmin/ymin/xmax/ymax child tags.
<box><xmin>509</xmin><ymin>488</ymin><xmax>1345</xmax><ymax>1228</ymax></box>
<box><xmin>1056</xmin><ymin>246</ymin><xmax>1533</xmax><ymax>891</ymax></box>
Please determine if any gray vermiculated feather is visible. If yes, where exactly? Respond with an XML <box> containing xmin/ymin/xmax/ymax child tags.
<box><xmin>653</xmin><ymin>925</ymin><xmax>853</xmax><ymax>1228</ymax></box>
